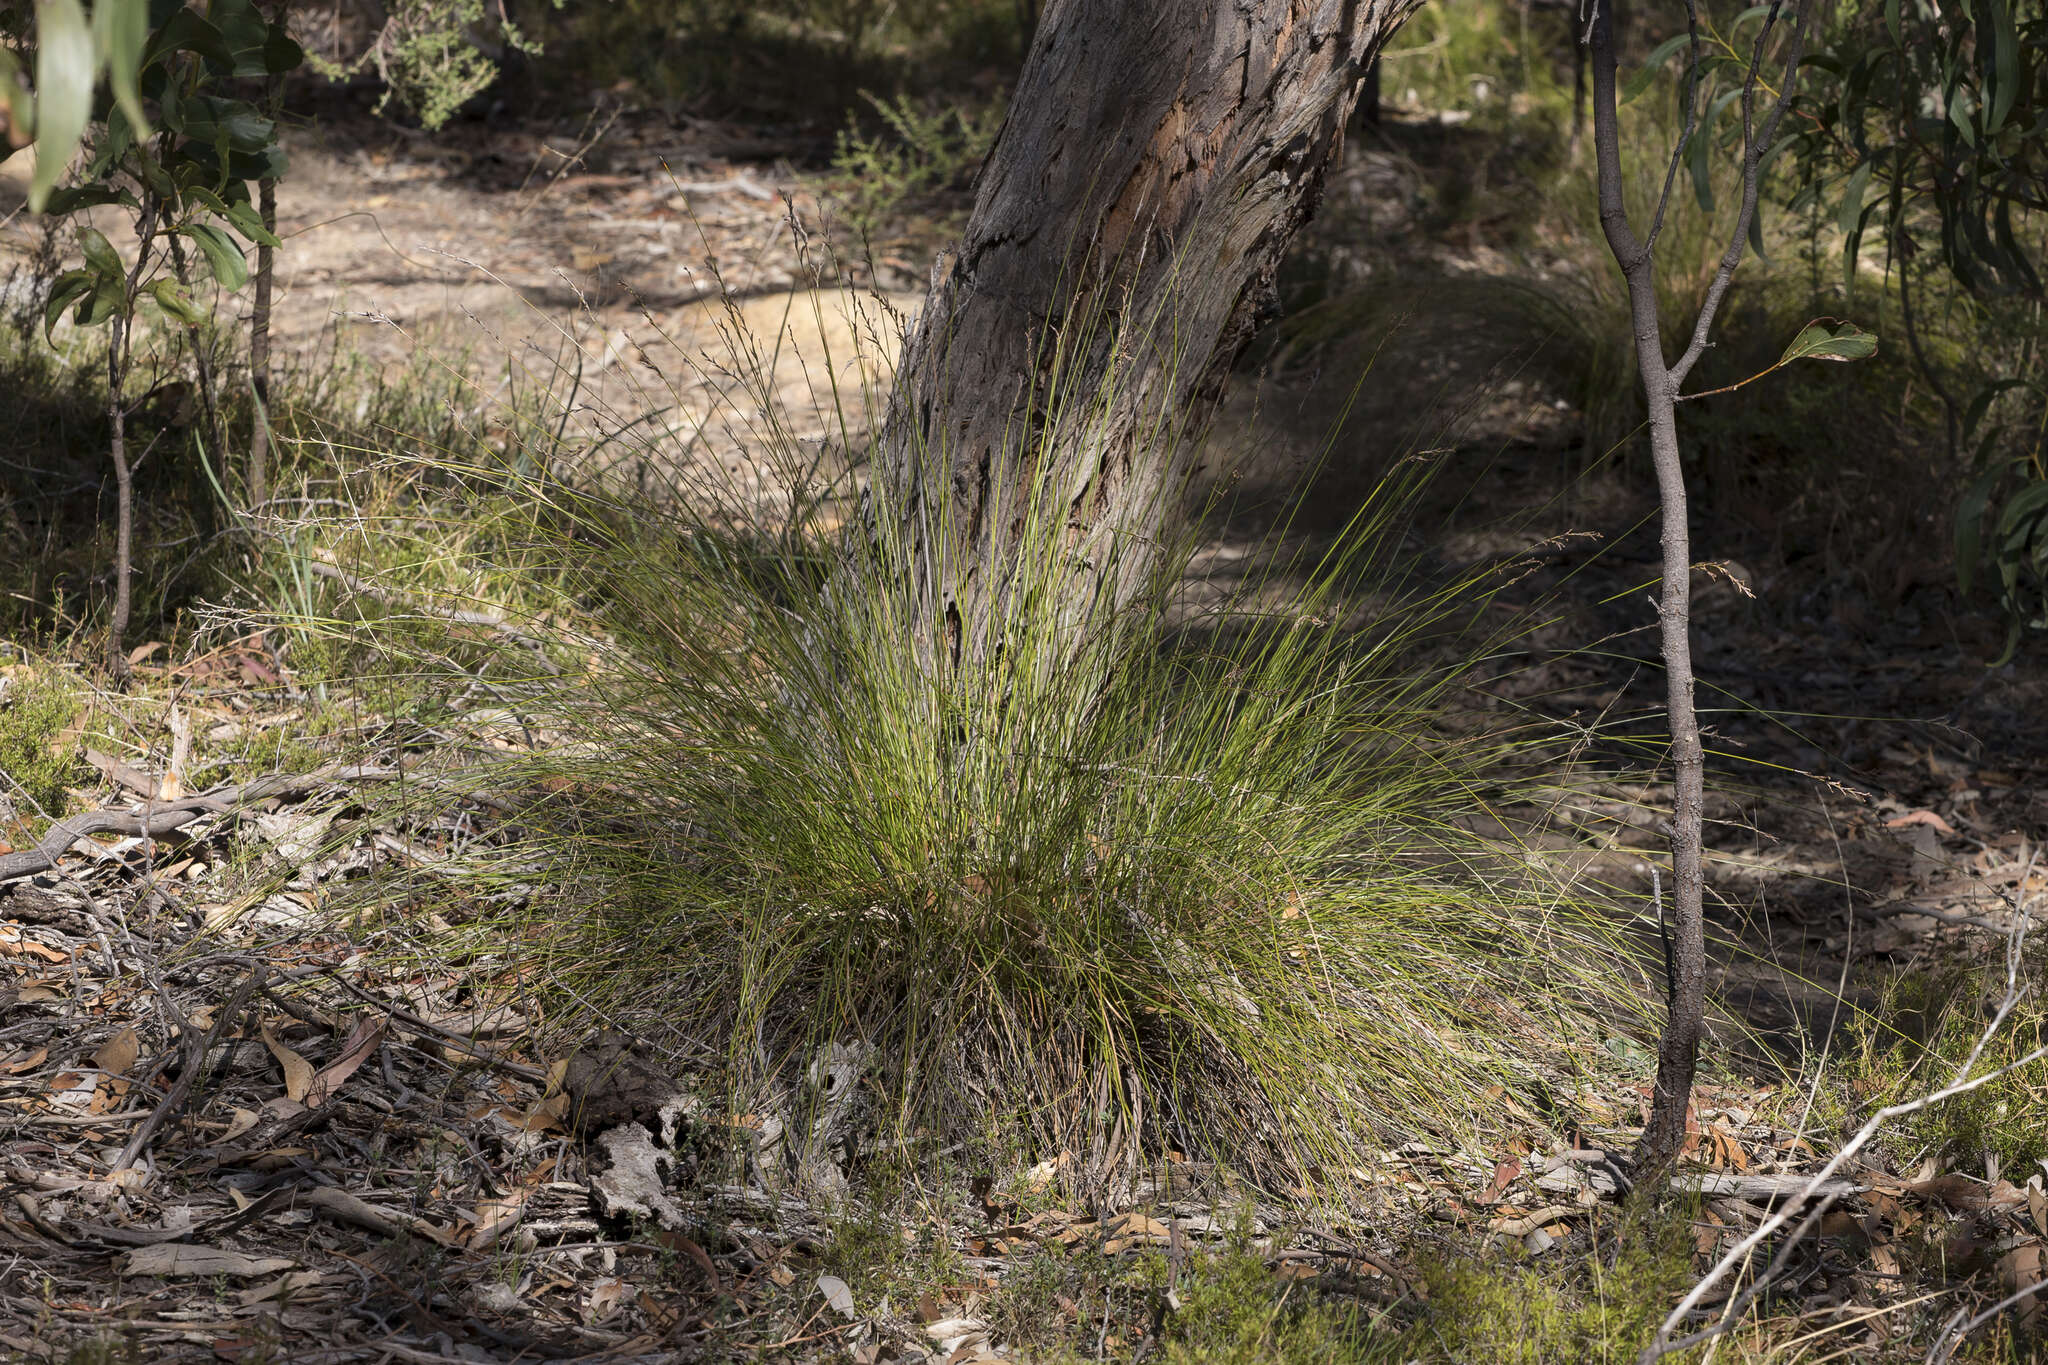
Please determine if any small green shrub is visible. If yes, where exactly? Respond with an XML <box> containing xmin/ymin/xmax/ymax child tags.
<box><xmin>1403</xmin><ymin>1201</ymin><xmax>1695</xmax><ymax>1365</ymax></box>
<box><xmin>829</xmin><ymin>90</ymin><xmax>1003</xmax><ymax>239</ymax></box>
<box><xmin>0</xmin><ymin>663</ymin><xmax>84</xmax><ymax>820</ymax></box>
<box><xmin>1846</xmin><ymin>960</ymin><xmax>2048</xmax><ymax>1176</ymax></box>
<box><xmin>1158</xmin><ymin>1243</ymin><xmax>1380</xmax><ymax>1365</ymax></box>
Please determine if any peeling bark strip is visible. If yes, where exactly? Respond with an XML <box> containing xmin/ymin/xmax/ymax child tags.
<box><xmin>878</xmin><ymin>0</ymin><xmax>1421</xmax><ymax>668</ymax></box>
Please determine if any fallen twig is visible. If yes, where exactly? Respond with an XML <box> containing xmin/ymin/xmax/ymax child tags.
<box><xmin>314</xmin><ymin>968</ymin><xmax>548</xmax><ymax>1083</ymax></box>
<box><xmin>111</xmin><ymin>966</ymin><xmax>266</xmax><ymax>1174</ymax></box>
<box><xmin>298</xmin><ymin>1185</ymin><xmax>457</xmax><ymax>1246</ymax></box>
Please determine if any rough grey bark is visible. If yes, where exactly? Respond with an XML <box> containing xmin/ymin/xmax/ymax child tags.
<box><xmin>876</xmin><ymin>0</ymin><xmax>1420</xmax><ymax>670</ymax></box>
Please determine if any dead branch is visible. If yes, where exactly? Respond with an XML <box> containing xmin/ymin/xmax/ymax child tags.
<box><xmin>0</xmin><ymin>764</ymin><xmax>509</xmax><ymax>884</ymax></box>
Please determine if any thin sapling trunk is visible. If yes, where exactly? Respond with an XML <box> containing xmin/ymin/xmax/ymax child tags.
<box><xmin>249</xmin><ymin>173</ymin><xmax>275</xmax><ymax>514</ymax></box>
<box><xmin>104</xmin><ymin>203</ymin><xmax>161</xmax><ymax>677</ymax></box>
<box><xmin>1585</xmin><ymin>0</ymin><xmax>1809</xmax><ymax>1172</ymax></box>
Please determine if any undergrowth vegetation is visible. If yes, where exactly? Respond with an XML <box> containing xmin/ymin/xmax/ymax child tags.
<box><xmin>297</xmin><ymin>283</ymin><xmax>1654</xmax><ymax>1202</ymax></box>
<box><xmin>0</xmin><ymin>660</ymin><xmax>83</xmax><ymax>821</ymax></box>
<box><xmin>1846</xmin><ymin>954</ymin><xmax>2048</xmax><ymax>1177</ymax></box>
<box><xmin>6</xmin><ymin>3</ymin><xmax>2046</xmax><ymax>1358</ymax></box>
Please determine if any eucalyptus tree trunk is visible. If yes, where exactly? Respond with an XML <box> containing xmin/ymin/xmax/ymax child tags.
<box><xmin>876</xmin><ymin>0</ymin><xmax>1419</xmax><ymax>672</ymax></box>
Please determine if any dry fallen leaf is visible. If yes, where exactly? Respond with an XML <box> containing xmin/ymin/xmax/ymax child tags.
<box><xmin>304</xmin><ymin>1016</ymin><xmax>386</xmax><ymax>1109</ymax></box>
<box><xmin>237</xmin><ymin>1270</ymin><xmax>327</xmax><ymax>1306</ymax></box>
<box><xmin>1884</xmin><ymin>809</ymin><xmax>1958</xmax><ymax>835</ymax></box>
<box><xmin>465</xmin><ymin>1192</ymin><xmax>528</xmax><ymax>1250</ymax></box>
<box><xmin>219</xmin><ymin>1107</ymin><xmax>261</xmax><ymax>1142</ymax></box>
<box><xmin>92</xmin><ymin>1028</ymin><xmax>139</xmax><ymax>1078</ymax></box>
<box><xmin>1999</xmin><ymin>1244</ymin><xmax>2046</xmax><ymax>1332</ymax></box>
<box><xmin>818</xmin><ymin>1273</ymin><xmax>857</xmax><ymax>1319</ymax></box>
<box><xmin>259</xmin><ymin>1023</ymin><xmax>314</xmax><ymax>1103</ymax></box>
<box><xmin>1102</xmin><ymin>1213</ymin><xmax>1172</xmax><ymax>1254</ymax></box>
<box><xmin>585</xmin><ymin>1276</ymin><xmax>631</xmax><ymax>1324</ymax></box>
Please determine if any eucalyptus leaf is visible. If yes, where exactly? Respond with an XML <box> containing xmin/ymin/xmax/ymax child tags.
<box><xmin>177</xmin><ymin>94</ymin><xmax>273</xmax><ymax>151</ymax></box>
<box><xmin>262</xmin><ymin>18</ymin><xmax>303</xmax><ymax>76</ymax></box>
<box><xmin>1776</xmin><ymin>321</ymin><xmax>1878</xmax><ymax>364</ymax></box>
<box><xmin>208</xmin><ymin>0</ymin><xmax>273</xmax><ymax>77</ymax></box>
<box><xmin>78</xmin><ymin>266</ymin><xmax>128</xmax><ymax>326</ymax></box>
<box><xmin>1622</xmin><ymin>34</ymin><xmax>1695</xmax><ymax>105</ymax></box>
<box><xmin>41</xmin><ymin>183</ymin><xmax>125</xmax><ymax>214</ymax></box>
<box><xmin>93</xmin><ymin>0</ymin><xmax>151</xmax><ymax>137</ymax></box>
<box><xmin>223</xmin><ymin>197</ymin><xmax>281</xmax><ymax>246</ymax></box>
<box><xmin>178</xmin><ymin>220</ymin><xmax>248</xmax><ymax>290</ymax></box>
<box><xmin>140</xmin><ymin>8</ymin><xmax>232</xmax><ymax>73</ymax></box>
<box><xmin>29</xmin><ymin>0</ymin><xmax>97</xmax><ymax>214</ymax></box>
<box><xmin>148</xmin><ymin>276</ymin><xmax>207</xmax><ymax>324</ymax></box>
<box><xmin>42</xmin><ymin>268</ymin><xmax>96</xmax><ymax>340</ymax></box>
<box><xmin>1836</xmin><ymin>161</ymin><xmax>1872</xmax><ymax>238</ymax></box>
<box><xmin>75</xmin><ymin>223</ymin><xmax>123</xmax><ymax>277</ymax></box>
<box><xmin>1982</xmin><ymin>0</ymin><xmax>2020</xmax><ymax>135</ymax></box>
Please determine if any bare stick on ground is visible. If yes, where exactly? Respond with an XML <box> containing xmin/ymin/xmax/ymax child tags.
<box><xmin>1584</xmin><ymin>0</ymin><xmax>1811</xmax><ymax>1172</ymax></box>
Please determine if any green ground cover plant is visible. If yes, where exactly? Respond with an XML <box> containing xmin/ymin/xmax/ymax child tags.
<box><xmin>0</xmin><ymin>659</ymin><xmax>85</xmax><ymax>819</ymax></box>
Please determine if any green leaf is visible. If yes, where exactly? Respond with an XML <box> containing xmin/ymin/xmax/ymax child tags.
<box><xmin>1777</xmin><ymin>320</ymin><xmax>1879</xmax><ymax>365</ymax></box>
<box><xmin>77</xmin><ymin>265</ymin><xmax>128</xmax><ymax>327</ymax></box>
<box><xmin>1836</xmin><ymin>161</ymin><xmax>1872</xmax><ymax>238</ymax></box>
<box><xmin>1998</xmin><ymin>482</ymin><xmax>2048</xmax><ymax>538</ymax></box>
<box><xmin>1956</xmin><ymin>461</ymin><xmax>2015</xmax><ymax>598</ymax></box>
<box><xmin>178</xmin><ymin>220</ymin><xmax>248</xmax><ymax>290</ymax></box>
<box><xmin>1981</xmin><ymin>0</ymin><xmax>2020</xmax><ymax>136</ymax></box>
<box><xmin>42</xmin><ymin>268</ymin><xmax>96</xmax><ymax>340</ymax></box>
<box><xmin>140</xmin><ymin>7</ymin><xmax>231</xmax><ymax>73</ymax></box>
<box><xmin>1962</xmin><ymin>378</ymin><xmax>2036</xmax><ymax>442</ymax></box>
<box><xmin>182</xmin><ymin>183</ymin><xmax>230</xmax><ymax>214</ymax></box>
<box><xmin>1622</xmin><ymin>34</ymin><xmax>1695</xmax><ymax>105</ymax></box>
<box><xmin>207</xmin><ymin>0</ymin><xmax>272</xmax><ymax>77</ymax></box>
<box><xmin>176</xmin><ymin>94</ymin><xmax>273</xmax><ymax>150</ymax></box>
<box><xmin>1687</xmin><ymin>124</ymin><xmax>1715</xmax><ymax>214</ymax></box>
<box><xmin>223</xmin><ymin>196</ymin><xmax>280</xmax><ymax>246</ymax></box>
<box><xmin>262</xmin><ymin>16</ymin><xmax>303</xmax><ymax>76</ymax></box>
<box><xmin>148</xmin><ymin>275</ymin><xmax>206</xmax><ymax>324</ymax></box>
<box><xmin>74</xmin><ymin>223</ymin><xmax>122</xmax><ymax>276</ymax></box>
<box><xmin>40</xmin><ymin>183</ymin><xmax>124</xmax><ymax>214</ymax></box>
<box><xmin>93</xmin><ymin>0</ymin><xmax>151</xmax><ymax>137</ymax></box>
<box><xmin>29</xmin><ymin>0</ymin><xmax>97</xmax><ymax>214</ymax></box>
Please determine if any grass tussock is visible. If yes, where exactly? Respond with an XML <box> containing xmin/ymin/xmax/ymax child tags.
<box><xmin>300</xmin><ymin>281</ymin><xmax>1659</xmax><ymax>1203</ymax></box>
